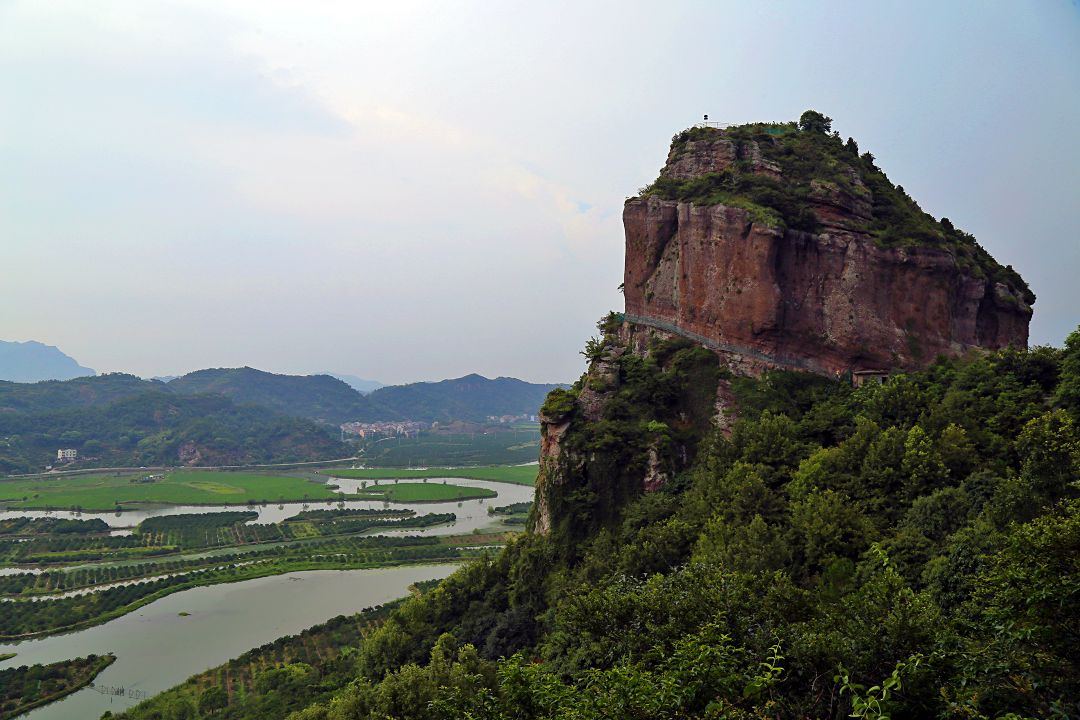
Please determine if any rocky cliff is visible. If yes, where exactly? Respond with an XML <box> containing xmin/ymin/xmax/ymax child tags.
<box><xmin>621</xmin><ymin>117</ymin><xmax>1033</xmax><ymax>376</ymax></box>
<box><xmin>532</xmin><ymin>114</ymin><xmax>1037</xmax><ymax>537</ymax></box>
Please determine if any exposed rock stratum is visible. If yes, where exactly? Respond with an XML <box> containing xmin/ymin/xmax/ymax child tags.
<box><xmin>621</xmin><ymin>125</ymin><xmax>1032</xmax><ymax>376</ymax></box>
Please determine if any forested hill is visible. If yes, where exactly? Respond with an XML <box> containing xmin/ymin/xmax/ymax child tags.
<box><xmin>0</xmin><ymin>390</ymin><xmax>348</xmax><ymax>474</ymax></box>
<box><xmin>0</xmin><ymin>370</ymin><xmax>561</xmax><ymax>473</ymax></box>
<box><xmin>165</xmin><ymin>369</ymin><xmax>561</xmax><ymax>424</ymax></box>
<box><xmin>167</xmin><ymin>368</ymin><xmax>377</xmax><ymax>424</ymax></box>
<box><xmin>0</xmin><ymin>373</ymin><xmax>157</xmax><ymax>413</ymax></box>
<box><xmin>365</xmin><ymin>374</ymin><xmax>564</xmax><ymax>423</ymax></box>
<box><xmin>119</xmin><ymin>323</ymin><xmax>1080</xmax><ymax>719</ymax></box>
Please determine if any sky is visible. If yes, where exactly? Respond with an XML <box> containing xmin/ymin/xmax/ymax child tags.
<box><xmin>2</xmin><ymin>1</ymin><xmax>1078</xmax><ymax>385</ymax></box>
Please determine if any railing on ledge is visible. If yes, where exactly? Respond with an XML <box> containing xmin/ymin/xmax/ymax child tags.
<box><xmin>620</xmin><ymin>312</ymin><xmax>834</xmax><ymax>376</ymax></box>
<box><xmin>696</xmin><ymin>121</ymin><xmax>734</xmax><ymax>129</ymax></box>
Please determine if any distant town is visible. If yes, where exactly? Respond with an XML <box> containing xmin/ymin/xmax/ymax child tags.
<box><xmin>486</xmin><ymin>414</ymin><xmax>539</xmax><ymax>424</ymax></box>
<box><xmin>340</xmin><ymin>414</ymin><xmax>538</xmax><ymax>440</ymax></box>
<box><xmin>340</xmin><ymin>421</ymin><xmax>427</xmax><ymax>439</ymax></box>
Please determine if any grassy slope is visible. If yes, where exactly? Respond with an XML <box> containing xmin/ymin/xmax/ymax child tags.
<box><xmin>324</xmin><ymin>465</ymin><xmax>537</xmax><ymax>486</ymax></box>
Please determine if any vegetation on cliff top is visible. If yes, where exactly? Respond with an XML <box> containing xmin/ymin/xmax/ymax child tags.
<box><xmin>639</xmin><ymin>111</ymin><xmax>1033</xmax><ymax>304</ymax></box>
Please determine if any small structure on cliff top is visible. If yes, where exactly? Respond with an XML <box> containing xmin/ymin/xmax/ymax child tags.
<box><xmin>699</xmin><ymin>114</ymin><xmax>732</xmax><ymax>130</ymax></box>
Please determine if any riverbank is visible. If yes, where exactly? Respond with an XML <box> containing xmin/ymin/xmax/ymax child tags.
<box><xmin>1</xmin><ymin>565</ymin><xmax>459</xmax><ymax>720</ymax></box>
<box><xmin>348</xmin><ymin>482</ymin><xmax>498</xmax><ymax>503</ymax></box>
<box><xmin>322</xmin><ymin>464</ymin><xmax>537</xmax><ymax>486</ymax></box>
<box><xmin>0</xmin><ymin>654</ymin><xmax>115</xmax><ymax>720</ymax></box>
<box><xmin>0</xmin><ymin>544</ymin><xmax>490</xmax><ymax>641</ymax></box>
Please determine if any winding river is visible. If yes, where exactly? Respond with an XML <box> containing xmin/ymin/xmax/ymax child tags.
<box><xmin>0</xmin><ymin>566</ymin><xmax>457</xmax><ymax>719</ymax></box>
<box><xmin>0</xmin><ymin>477</ymin><xmax>535</xmax><ymax>719</ymax></box>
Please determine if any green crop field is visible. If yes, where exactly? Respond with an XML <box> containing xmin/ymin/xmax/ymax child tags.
<box><xmin>324</xmin><ymin>465</ymin><xmax>538</xmax><ymax>486</ymax></box>
<box><xmin>354</xmin><ymin>482</ymin><xmax>498</xmax><ymax>502</ymax></box>
<box><xmin>0</xmin><ymin>471</ymin><xmax>339</xmax><ymax>511</ymax></box>
<box><xmin>358</xmin><ymin>430</ymin><xmax>541</xmax><ymax>467</ymax></box>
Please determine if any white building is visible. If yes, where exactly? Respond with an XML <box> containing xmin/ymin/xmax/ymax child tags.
<box><xmin>57</xmin><ymin>448</ymin><xmax>78</xmax><ymax>462</ymax></box>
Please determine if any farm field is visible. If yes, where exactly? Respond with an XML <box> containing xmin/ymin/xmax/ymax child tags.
<box><xmin>324</xmin><ymin>464</ymin><xmax>537</xmax><ymax>486</ymax></box>
<box><xmin>0</xmin><ymin>471</ymin><xmax>339</xmax><ymax>511</ymax></box>
<box><xmin>357</xmin><ymin>429</ymin><xmax>540</xmax><ymax>467</ymax></box>
<box><xmin>354</xmin><ymin>482</ymin><xmax>498</xmax><ymax>502</ymax></box>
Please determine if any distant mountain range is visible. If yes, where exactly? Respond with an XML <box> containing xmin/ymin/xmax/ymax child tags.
<box><xmin>0</xmin><ymin>365</ymin><xmax>565</xmax><ymax>474</ymax></box>
<box><xmin>165</xmin><ymin>367</ymin><xmax>561</xmax><ymax>424</ymax></box>
<box><xmin>0</xmin><ymin>341</ymin><xmax>95</xmax><ymax>382</ymax></box>
<box><xmin>0</xmin><ymin>341</ymin><xmax>383</xmax><ymax>398</ymax></box>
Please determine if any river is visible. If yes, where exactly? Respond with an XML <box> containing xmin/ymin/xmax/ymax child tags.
<box><xmin>0</xmin><ymin>565</ymin><xmax>457</xmax><ymax>719</ymax></box>
<box><xmin>0</xmin><ymin>477</ymin><xmax>535</xmax><ymax>718</ymax></box>
<box><xmin>0</xmin><ymin>478</ymin><xmax>534</xmax><ymax>532</ymax></box>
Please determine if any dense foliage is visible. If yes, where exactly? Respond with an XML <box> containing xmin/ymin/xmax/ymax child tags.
<box><xmin>139</xmin><ymin>512</ymin><xmax>260</xmax><ymax>532</ymax></box>
<box><xmin>0</xmin><ymin>516</ymin><xmax>108</xmax><ymax>535</ymax></box>
<box><xmin>639</xmin><ymin>113</ymin><xmax>1032</xmax><ymax>302</ymax></box>
<box><xmin>0</xmin><ymin>654</ymin><xmax>115</xmax><ymax>719</ymax></box>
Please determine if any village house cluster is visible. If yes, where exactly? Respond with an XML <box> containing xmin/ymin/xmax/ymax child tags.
<box><xmin>485</xmin><ymin>413</ymin><xmax>538</xmax><ymax>424</ymax></box>
<box><xmin>340</xmin><ymin>421</ymin><xmax>427</xmax><ymax>439</ymax></box>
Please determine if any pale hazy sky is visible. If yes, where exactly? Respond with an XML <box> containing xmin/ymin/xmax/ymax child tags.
<box><xmin>2</xmin><ymin>1</ymin><xmax>1078</xmax><ymax>384</ymax></box>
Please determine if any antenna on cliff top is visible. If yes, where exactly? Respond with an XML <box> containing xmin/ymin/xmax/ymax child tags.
<box><xmin>703</xmin><ymin>114</ymin><xmax>709</xmax><ymax>122</ymax></box>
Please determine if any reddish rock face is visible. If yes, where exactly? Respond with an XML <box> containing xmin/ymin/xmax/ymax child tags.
<box><xmin>623</xmin><ymin>193</ymin><xmax>1032</xmax><ymax>376</ymax></box>
<box><xmin>661</xmin><ymin>136</ymin><xmax>781</xmax><ymax>181</ymax></box>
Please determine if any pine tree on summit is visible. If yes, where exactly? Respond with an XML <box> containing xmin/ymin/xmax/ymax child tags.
<box><xmin>798</xmin><ymin>109</ymin><xmax>833</xmax><ymax>133</ymax></box>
